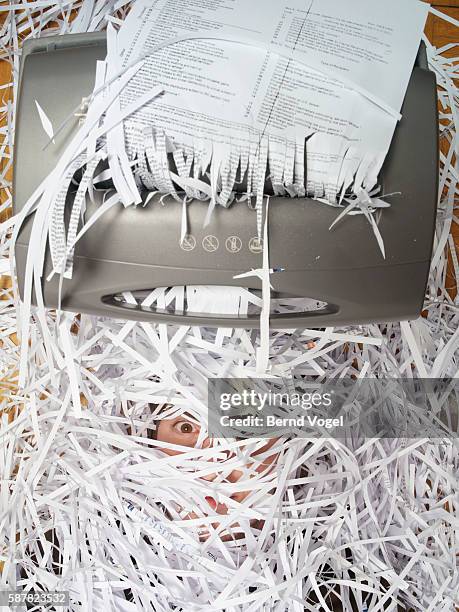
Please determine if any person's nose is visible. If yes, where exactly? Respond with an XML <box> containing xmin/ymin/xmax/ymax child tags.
<box><xmin>199</xmin><ymin>437</ymin><xmax>233</xmax><ymax>481</ymax></box>
<box><xmin>229</xmin><ymin>489</ymin><xmax>249</xmax><ymax>503</ymax></box>
<box><xmin>226</xmin><ymin>468</ymin><xmax>243</xmax><ymax>483</ymax></box>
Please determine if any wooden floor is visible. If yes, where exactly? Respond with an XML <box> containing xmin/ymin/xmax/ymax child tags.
<box><xmin>425</xmin><ymin>0</ymin><xmax>459</xmax><ymax>48</ymax></box>
<box><xmin>424</xmin><ymin>2</ymin><xmax>459</xmax><ymax>295</ymax></box>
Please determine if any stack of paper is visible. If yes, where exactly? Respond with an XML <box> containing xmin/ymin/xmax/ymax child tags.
<box><xmin>107</xmin><ymin>0</ymin><xmax>428</xmax><ymax>210</ymax></box>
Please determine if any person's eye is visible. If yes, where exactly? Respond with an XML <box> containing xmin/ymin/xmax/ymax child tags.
<box><xmin>174</xmin><ymin>420</ymin><xmax>199</xmax><ymax>435</ymax></box>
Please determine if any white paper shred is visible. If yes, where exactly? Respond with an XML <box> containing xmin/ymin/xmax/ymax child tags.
<box><xmin>0</xmin><ymin>3</ymin><xmax>458</xmax><ymax>611</ymax></box>
<box><xmin>35</xmin><ymin>100</ymin><xmax>55</xmax><ymax>142</ymax></box>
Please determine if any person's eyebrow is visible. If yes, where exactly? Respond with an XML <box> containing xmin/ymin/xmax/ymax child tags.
<box><xmin>169</xmin><ymin>412</ymin><xmax>200</xmax><ymax>424</ymax></box>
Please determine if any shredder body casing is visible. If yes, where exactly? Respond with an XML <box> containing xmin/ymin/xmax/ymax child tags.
<box><xmin>13</xmin><ymin>33</ymin><xmax>439</xmax><ymax>328</ymax></box>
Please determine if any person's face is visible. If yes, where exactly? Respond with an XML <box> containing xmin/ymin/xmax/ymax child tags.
<box><xmin>155</xmin><ymin>414</ymin><xmax>279</xmax><ymax>475</ymax></box>
<box><xmin>155</xmin><ymin>415</ymin><xmax>279</xmax><ymax>532</ymax></box>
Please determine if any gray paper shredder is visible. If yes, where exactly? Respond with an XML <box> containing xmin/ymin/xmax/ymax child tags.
<box><xmin>14</xmin><ymin>33</ymin><xmax>438</xmax><ymax>328</ymax></box>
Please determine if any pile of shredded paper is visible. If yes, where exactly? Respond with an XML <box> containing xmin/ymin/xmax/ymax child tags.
<box><xmin>0</xmin><ymin>2</ymin><xmax>459</xmax><ymax>611</ymax></box>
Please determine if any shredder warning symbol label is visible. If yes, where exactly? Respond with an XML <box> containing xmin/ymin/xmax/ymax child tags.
<box><xmin>202</xmin><ymin>235</ymin><xmax>219</xmax><ymax>252</ymax></box>
<box><xmin>249</xmin><ymin>237</ymin><xmax>264</xmax><ymax>254</ymax></box>
<box><xmin>180</xmin><ymin>235</ymin><xmax>196</xmax><ymax>251</ymax></box>
<box><xmin>226</xmin><ymin>236</ymin><xmax>242</xmax><ymax>253</ymax></box>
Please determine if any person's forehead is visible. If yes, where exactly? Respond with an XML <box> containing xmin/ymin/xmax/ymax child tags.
<box><xmin>158</xmin><ymin>414</ymin><xmax>200</xmax><ymax>427</ymax></box>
